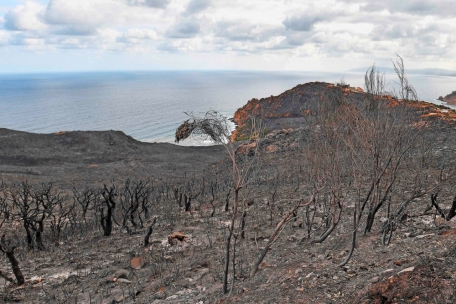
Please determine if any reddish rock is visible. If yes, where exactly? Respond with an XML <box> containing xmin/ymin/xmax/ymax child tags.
<box><xmin>130</xmin><ymin>257</ymin><xmax>145</xmax><ymax>270</ymax></box>
<box><xmin>393</xmin><ymin>260</ymin><xmax>409</xmax><ymax>266</ymax></box>
<box><xmin>367</xmin><ymin>263</ymin><xmax>456</xmax><ymax>303</ymax></box>
<box><xmin>439</xmin><ymin>228</ymin><xmax>456</xmax><ymax>236</ymax></box>
<box><xmin>265</xmin><ymin>145</ymin><xmax>278</xmax><ymax>153</ymax></box>
<box><xmin>168</xmin><ymin>232</ymin><xmax>188</xmax><ymax>245</ymax></box>
<box><xmin>236</xmin><ymin>142</ymin><xmax>257</xmax><ymax>155</ymax></box>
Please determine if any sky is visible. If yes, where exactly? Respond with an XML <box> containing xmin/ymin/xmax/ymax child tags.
<box><xmin>0</xmin><ymin>0</ymin><xmax>455</xmax><ymax>73</ymax></box>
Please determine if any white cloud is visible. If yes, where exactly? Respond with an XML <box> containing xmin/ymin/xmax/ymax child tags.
<box><xmin>125</xmin><ymin>28</ymin><xmax>159</xmax><ymax>40</ymax></box>
<box><xmin>0</xmin><ymin>0</ymin><xmax>455</xmax><ymax>71</ymax></box>
<box><xmin>4</xmin><ymin>1</ymin><xmax>47</xmax><ymax>31</ymax></box>
<box><xmin>158</xmin><ymin>38</ymin><xmax>207</xmax><ymax>52</ymax></box>
<box><xmin>166</xmin><ymin>17</ymin><xmax>201</xmax><ymax>38</ymax></box>
<box><xmin>130</xmin><ymin>0</ymin><xmax>170</xmax><ymax>9</ymax></box>
<box><xmin>0</xmin><ymin>30</ymin><xmax>10</xmax><ymax>46</ymax></box>
<box><xmin>184</xmin><ymin>0</ymin><xmax>211</xmax><ymax>15</ymax></box>
<box><xmin>42</xmin><ymin>0</ymin><xmax>175</xmax><ymax>34</ymax></box>
<box><xmin>44</xmin><ymin>0</ymin><xmax>120</xmax><ymax>28</ymax></box>
<box><xmin>283</xmin><ymin>13</ymin><xmax>323</xmax><ymax>32</ymax></box>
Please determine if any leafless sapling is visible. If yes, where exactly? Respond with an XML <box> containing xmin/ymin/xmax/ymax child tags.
<box><xmin>175</xmin><ymin>110</ymin><xmax>264</xmax><ymax>294</ymax></box>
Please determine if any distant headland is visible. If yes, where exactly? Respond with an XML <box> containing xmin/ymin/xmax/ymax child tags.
<box><xmin>438</xmin><ymin>91</ymin><xmax>456</xmax><ymax>105</ymax></box>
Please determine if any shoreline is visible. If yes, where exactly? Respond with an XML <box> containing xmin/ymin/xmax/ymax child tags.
<box><xmin>1</xmin><ymin>97</ymin><xmax>453</xmax><ymax>148</ymax></box>
<box><xmin>143</xmin><ymin>135</ymin><xmax>219</xmax><ymax>146</ymax></box>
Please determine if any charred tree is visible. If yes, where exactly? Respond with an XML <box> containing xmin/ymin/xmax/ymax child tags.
<box><xmin>144</xmin><ymin>217</ymin><xmax>157</xmax><ymax>247</ymax></box>
<box><xmin>0</xmin><ymin>235</ymin><xmax>24</xmax><ymax>286</ymax></box>
<box><xmin>99</xmin><ymin>184</ymin><xmax>117</xmax><ymax>237</ymax></box>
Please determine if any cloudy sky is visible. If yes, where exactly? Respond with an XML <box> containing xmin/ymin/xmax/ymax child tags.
<box><xmin>0</xmin><ymin>0</ymin><xmax>455</xmax><ymax>73</ymax></box>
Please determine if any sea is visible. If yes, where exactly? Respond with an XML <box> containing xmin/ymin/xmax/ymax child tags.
<box><xmin>0</xmin><ymin>71</ymin><xmax>454</xmax><ymax>146</ymax></box>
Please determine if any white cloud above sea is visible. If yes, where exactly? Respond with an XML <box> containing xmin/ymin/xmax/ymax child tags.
<box><xmin>4</xmin><ymin>1</ymin><xmax>47</xmax><ymax>31</ymax></box>
<box><xmin>0</xmin><ymin>0</ymin><xmax>455</xmax><ymax>72</ymax></box>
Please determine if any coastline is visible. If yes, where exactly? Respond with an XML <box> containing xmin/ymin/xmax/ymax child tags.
<box><xmin>144</xmin><ymin>135</ymin><xmax>219</xmax><ymax>146</ymax></box>
<box><xmin>142</xmin><ymin>115</ymin><xmax>236</xmax><ymax>146</ymax></box>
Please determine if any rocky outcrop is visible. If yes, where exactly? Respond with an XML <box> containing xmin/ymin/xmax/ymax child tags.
<box><xmin>234</xmin><ymin>82</ymin><xmax>332</xmax><ymax>126</ymax></box>
<box><xmin>438</xmin><ymin>91</ymin><xmax>456</xmax><ymax>105</ymax></box>
<box><xmin>232</xmin><ymin>81</ymin><xmax>456</xmax><ymax>141</ymax></box>
<box><xmin>232</xmin><ymin>82</ymin><xmax>366</xmax><ymax>140</ymax></box>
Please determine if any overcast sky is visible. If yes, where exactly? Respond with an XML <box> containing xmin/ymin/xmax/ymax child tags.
<box><xmin>0</xmin><ymin>0</ymin><xmax>455</xmax><ymax>73</ymax></box>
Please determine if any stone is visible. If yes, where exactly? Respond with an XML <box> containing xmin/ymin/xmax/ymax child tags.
<box><xmin>416</xmin><ymin>234</ymin><xmax>434</xmax><ymax>239</ymax></box>
<box><xmin>292</xmin><ymin>220</ymin><xmax>303</xmax><ymax>228</ymax></box>
<box><xmin>116</xmin><ymin>278</ymin><xmax>132</xmax><ymax>284</ymax></box>
<box><xmin>166</xmin><ymin>295</ymin><xmax>178</xmax><ymax>300</ymax></box>
<box><xmin>109</xmin><ymin>269</ymin><xmax>131</xmax><ymax>280</ymax></box>
<box><xmin>370</xmin><ymin>276</ymin><xmax>380</xmax><ymax>283</ymax></box>
<box><xmin>168</xmin><ymin>232</ymin><xmax>188</xmax><ymax>245</ymax></box>
<box><xmin>397</xmin><ymin>266</ymin><xmax>414</xmax><ymax>274</ymax></box>
<box><xmin>154</xmin><ymin>291</ymin><xmax>166</xmax><ymax>300</ymax></box>
<box><xmin>191</xmin><ymin>268</ymin><xmax>210</xmax><ymax>282</ymax></box>
<box><xmin>382</xmin><ymin>269</ymin><xmax>394</xmax><ymax>275</ymax></box>
<box><xmin>287</xmin><ymin>235</ymin><xmax>297</xmax><ymax>242</ymax></box>
<box><xmin>393</xmin><ymin>260</ymin><xmax>408</xmax><ymax>266</ymax></box>
<box><xmin>113</xmin><ymin>294</ymin><xmax>125</xmax><ymax>303</ymax></box>
<box><xmin>130</xmin><ymin>257</ymin><xmax>145</xmax><ymax>270</ymax></box>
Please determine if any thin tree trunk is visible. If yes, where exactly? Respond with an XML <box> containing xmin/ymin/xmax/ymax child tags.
<box><xmin>250</xmin><ymin>201</ymin><xmax>306</xmax><ymax>277</ymax></box>
<box><xmin>224</xmin><ymin>189</ymin><xmax>231</xmax><ymax>212</ymax></box>
<box><xmin>102</xmin><ymin>204</ymin><xmax>114</xmax><ymax>236</ymax></box>
<box><xmin>240</xmin><ymin>210</ymin><xmax>246</xmax><ymax>239</ymax></box>
<box><xmin>431</xmin><ymin>193</ymin><xmax>446</xmax><ymax>218</ymax></box>
<box><xmin>446</xmin><ymin>196</ymin><xmax>456</xmax><ymax>220</ymax></box>
<box><xmin>230</xmin><ymin>234</ymin><xmax>238</xmax><ymax>294</ymax></box>
<box><xmin>223</xmin><ymin>188</ymin><xmax>238</xmax><ymax>294</ymax></box>
<box><xmin>144</xmin><ymin>217</ymin><xmax>156</xmax><ymax>247</ymax></box>
<box><xmin>35</xmin><ymin>231</ymin><xmax>45</xmax><ymax>251</ymax></box>
<box><xmin>185</xmin><ymin>197</ymin><xmax>191</xmax><ymax>212</ymax></box>
<box><xmin>339</xmin><ymin>209</ymin><xmax>357</xmax><ymax>267</ymax></box>
<box><xmin>24</xmin><ymin>222</ymin><xmax>33</xmax><ymax>249</ymax></box>
<box><xmin>312</xmin><ymin>206</ymin><xmax>341</xmax><ymax>243</ymax></box>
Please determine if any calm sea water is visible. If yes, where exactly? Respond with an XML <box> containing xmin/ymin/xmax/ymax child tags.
<box><xmin>0</xmin><ymin>71</ymin><xmax>454</xmax><ymax>145</ymax></box>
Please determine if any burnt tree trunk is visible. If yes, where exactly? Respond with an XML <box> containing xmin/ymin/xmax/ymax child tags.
<box><xmin>240</xmin><ymin>210</ymin><xmax>247</xmax><ymax>239</ymax></box>
<box><xmin>144</xmin><ymin>217</ymin><xmax>157</xmax><ymax>247</ymax></box>
<box><xmin>33</xmin><ymin>220</ymin><xmax>46</xmax><ymax>251</ymax></box>
<box><xmin>5</xmin><ymin>249</ymin><xmax>24</xmax><ymax>285</ymax></box>
<box><xmin>102</xmin><ymin>205</ymin><xmax>114</xmax><ymax>236</ymax></box>
<box><xmin>0</xmin><ymin>235</ymin><xmax>25</xmax><ymax>285</ymax></box>
<box><xmin>185</xmin><ymin>197</ymin><xmax>192</xmax><ymax>212</ymax></box>
<box><xmin>446</xmin><ymin>196</ymin><xmax>456</xmax><ymax>220</ymax></box>
<box><xmin>224</xmin><ymin>189</ymin><xmax>231</xmax><ymax>212</ymax></box>
<box><xmin>223</xmin><ymin>188</ymin><xmax>239</xmax><ymax>294</ymax></box>
<box><xmin>23</xmin><ymin>221</ymin><xmax>34</xmax><ymax>249</ymax></box>
<box><xmin>100</xmin><ymin>185</ymin><xmax>117</xmax><ymax>237</ymax></box>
